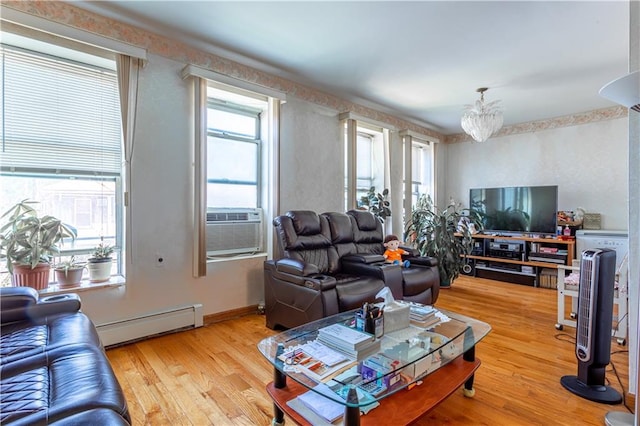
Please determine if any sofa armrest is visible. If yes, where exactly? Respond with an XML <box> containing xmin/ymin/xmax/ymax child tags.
<box><xmin>341</xmin><ymin>253</ymin><xmax>386</xmax><ymax>264</ymax></box>
<box><xmin>268</xmin><ymin>260</ymin><xmax>337</xmax><ymax>291</ymax></box>
<box><xmin>274</xmin><ymin>258</ymin><xmax>320</xmax><ymax>276</ymax></box>
<box><xmin>1</xmin><ymin>289</ymin><xmax>82</xmax><ymax>324</ymax></box>
<box><xmin>401</xmin><ymin>246</ymin><xmax>422</xmax><ymax>256</ymax></box>
<box><xmin>1</xmin><ymin>286</ymin><xmax>39</xmax><ymax>311</ymax></box>
<box><xmin>404</xmin><ymin>255</ymin><xmax>439</xmax><ymax>267</ymax></box>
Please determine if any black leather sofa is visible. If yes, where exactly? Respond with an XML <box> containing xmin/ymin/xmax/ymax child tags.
<box><xmin>264</xmin><ymin>210</ymin><xmax>440</xmax><ymax>329</ymax></box>
<box><xmin>0</xmin><ymin>287</ymin><xmax>130</xmax><ymax>425</ymax></box>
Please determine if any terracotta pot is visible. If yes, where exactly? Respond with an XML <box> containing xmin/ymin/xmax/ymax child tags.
<box><xmin>54</xmin><ymin>267</ymin><xmax>85</xmax><ymax>288</ymax></box>
<box><xmin>11</xmin><ymin>263</ymin><xmax>51</xmax><ymax>290</ymax></box>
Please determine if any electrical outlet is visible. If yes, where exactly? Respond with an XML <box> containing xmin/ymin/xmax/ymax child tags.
<box><xmin>155</xmin><ymin>254</ymin><xmax>165</xmax><ymax>268</ymax></box>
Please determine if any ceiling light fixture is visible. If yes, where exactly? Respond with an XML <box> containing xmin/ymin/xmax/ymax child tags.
<box><xmin>461</xmin><ymin>87</ymin><xmax>504</xmax><ymax>142</ymax></box>
<box><xmin>599</xmin><ymin>70</ymin><xmax>640</xmax><ymax>112</ymax></box>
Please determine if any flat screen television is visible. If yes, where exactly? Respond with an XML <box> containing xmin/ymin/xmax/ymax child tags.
<box><xmin>469</xmin><ymin>185</ymin><xmax>558</xmax><ymax>235</ymax></box>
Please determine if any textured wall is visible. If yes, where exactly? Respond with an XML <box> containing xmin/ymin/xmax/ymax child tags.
<box><xmin>445</xmin><ymin>117</ymin><xmax>628</xmax><ymax>230</ymax></box>
<box><xmin>280</xmin><ymin>97</ymin><xmax>344</xmax><ymax>214</ymax></box>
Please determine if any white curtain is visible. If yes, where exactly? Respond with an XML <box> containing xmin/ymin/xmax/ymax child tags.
<box><xmin>116</xmin><ymin>55</ymin><xmax>141</xmax><ymax>267</ymax></box>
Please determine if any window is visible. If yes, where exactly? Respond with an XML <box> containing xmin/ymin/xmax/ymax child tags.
<box><xmin>401</xmin><ymin>132</ymin><xmax>435</xmax><ymax>222</ymax></box>
<box><xmin>206</xmin><ymin>89</ymin><xmax>265</xmax><ymax>208</ymax></box>
<box><xmin>343</xmin><ymin>119</ymin><xmax>386</xmax><ymax>210</ymax></box>
<box><xmin>0</xmin><ymin>33</ymin><xmax>123</xmax><ymax>286</ymax></box>
<box><xmin>410</xmin><ymin>141</ymin><xmax>434</xmax><ymax>205</ymax></box>
<box><xmin>184</xmin><ymin>65</ymin><xmax>284</xmax><ymax>273</ymax></box>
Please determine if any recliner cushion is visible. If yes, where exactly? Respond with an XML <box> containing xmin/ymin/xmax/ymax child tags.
<box><xmin>287</xmin><ymin>210</ymin><xmax>323</xmax><ymax>235</ymax></box>
<box><xmin>348</xmin><ymin>209</ymin><xmax>379</xmax><ymax>231</ymax></box>
<box><xmin>322</xmin><ymin>212</ymin><xmax>358</xmax><ymax>259</ymax></box>
<box><xmin>1</xmin><ymin>312</ymin><xmax>102</xmax><ymax>365</ymax></box>
<box><xmin>0</xmin><ymin>344</ymin><xmax>129</xmax><ymax>425</ymax></box>
<box><xmin>335</xmin><ymin>277</ymin><xmax>385</xmax><ymax>312</ymax></box>
<box><xmin>274</xmin><ymin>212</ymin><xmax>340</xmax><ymax>274</ymax></box>
<box><xmin>347</xmin><ymin>210</ymin><xmax>385</xmax><ymax>253</ymax></box>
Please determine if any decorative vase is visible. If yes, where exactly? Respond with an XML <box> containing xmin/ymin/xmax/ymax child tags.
<box><xmin>55</xmin><ymin>268</ymin><xmax>84</xmax><ymax>288</ymax></box>
<box><xmin>11</xmin><ymin>263</ymin><xmax>51</xmax><ymax>290</ymax></box>
<box><xmin>87</xmin><ymin>258</ymin><xmax>112</xmax><ymax>283</ymax></box>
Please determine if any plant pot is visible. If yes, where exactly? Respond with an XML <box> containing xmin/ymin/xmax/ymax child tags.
<box><xmin>440</xmin><ymin>276</ymin><xmax>452</xmax><ymax>288</ymax></box>
<box><xmin>87</xmin><ymin>258</ymin><xmax>112</xmax><ymax>283</ymax></box>
<box><xmin>55</xmin><ymin>267</ymin><xmax>84</xmax><ymax>288</ymax></box>
<box><xmin>11</xmin><ymin>263</ymin><xmax>51</xmax><ymax>290</ymax></box>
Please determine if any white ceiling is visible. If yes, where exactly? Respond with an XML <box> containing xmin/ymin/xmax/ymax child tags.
<box><xmin>72</xmin><ymin>1</ymin><xmax>630</xmax><ymax>135</ymax></box>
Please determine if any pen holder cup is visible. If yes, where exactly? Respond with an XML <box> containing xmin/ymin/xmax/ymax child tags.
<box><xmin>366</xmin><ymin>315</ymin><xmax>384</xmax><ymax>338</ymax></box>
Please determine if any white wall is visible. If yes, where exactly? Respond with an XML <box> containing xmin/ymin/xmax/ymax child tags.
<box><xmin>79</xmin><ymin>54</ymin><xmax>267</xmax><ymax>324</ymax></box>
<box><xmin>280</xmin><ymin>97</ymin><xmax>344</xmax><ymax>214</ymax></box>
<box><xmin>443</xmin><ymin>117</ymin><xmax>629</xmax><ymax>230</ymax></box>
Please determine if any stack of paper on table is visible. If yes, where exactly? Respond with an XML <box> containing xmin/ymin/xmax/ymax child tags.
<box><xmin>409</xmin><ymin>305</ymin><xmax>441</xmax><ymax>328</ymax></box>
<box><xmin>279</xmin><ymin>341</ymin><xmax>354</xmax><ymax>381</ymax></box>
<box><xmin>317</xmin><ymin>324</ymin><xmax>380</xmax><ymax>360</ymax></box>
<box><xmin>287</xmin><ymin>379</ymin><xmax>381</xmax><ymax>425</ymax></box>
<box><xmin>296</xmin><ymin>383</ymin><xmax>345</xmax><ymax>423</ymax></box>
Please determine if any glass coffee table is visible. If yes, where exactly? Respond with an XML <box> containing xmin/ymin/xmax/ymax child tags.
<box><xmin>258</xmin><ymin>306</ymin><xmax>491</xmax><ymax>426</ymax></box>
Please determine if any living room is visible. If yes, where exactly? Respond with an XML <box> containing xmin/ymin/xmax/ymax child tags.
<box><xmin>0</xmin><ymin>1</ymin><xmax>638</xmax><ymax>424</ymax></box>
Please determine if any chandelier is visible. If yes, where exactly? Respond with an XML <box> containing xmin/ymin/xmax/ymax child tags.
<box><xmin>461</xmin><ymin>88</ymin><xmax>504</xmax><ymax>142</ymax></box>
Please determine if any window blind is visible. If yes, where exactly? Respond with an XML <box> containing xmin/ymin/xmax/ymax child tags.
<box><xmin>1</xmin><ymin>46</ymin><xmax>122</xmax><ymax>176</ymax></box>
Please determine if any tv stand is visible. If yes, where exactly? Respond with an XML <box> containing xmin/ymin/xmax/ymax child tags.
<box><xmin>464</xmin><ymin>234</ymin><xmax>575</xmax><ymax>287</ymax></box>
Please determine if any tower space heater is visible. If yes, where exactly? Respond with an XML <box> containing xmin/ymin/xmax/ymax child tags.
<box><xmin>560</xmin><ymin>248</ymin><xmax>622</xmax><ymax>404</ymax></box>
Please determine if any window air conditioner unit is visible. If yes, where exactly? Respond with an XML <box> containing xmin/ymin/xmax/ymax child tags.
<box><xmin>206</xmin><ymin>208</ymin><xmax>263</xmax><ymax>256</ymax></box>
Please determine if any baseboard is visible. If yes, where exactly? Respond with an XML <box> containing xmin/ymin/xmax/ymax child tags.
<box><xmin>97</xmin><ymin>304</ymin><xmax>203</xmax><ymax>347</ymax></box>
<box><xmin>203</xmin><ymin>304</ymin><xmax>260</xmax><ymax>326</ymax></box>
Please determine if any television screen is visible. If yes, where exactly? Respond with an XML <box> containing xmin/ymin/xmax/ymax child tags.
<box><xmin>469</xmin><ymin>185</ymin><xmax>558</xmax><ymax>235</ymax></box>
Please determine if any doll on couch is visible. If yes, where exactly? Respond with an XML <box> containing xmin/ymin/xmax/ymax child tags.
<box><xmin>383</xmin><ymin>234</ymin><xmax>411</xmax><ymax>268</ymax></box>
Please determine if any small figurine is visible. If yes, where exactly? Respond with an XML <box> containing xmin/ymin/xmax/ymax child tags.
<box><xmin>383</xmin><ymin>234</ymin><xmax>410</xmax><ymax>268</ymax></box>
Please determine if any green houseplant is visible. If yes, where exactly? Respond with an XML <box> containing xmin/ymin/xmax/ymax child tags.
<box><xmin>54</xmin><ymin>255</ymin><xmax>86</xmax><ymax>288</ymax></box>
<box><xmin>359</xmin><ymin>187</ymin><xmax>391</xmax><ymax>223</ymax></box>
<box><xmin>0</xmin><ymin>199</ymin><xmax>77</xmax><ymax>290</ymax></box>
<box><xmin>87</xmin><ymin>242</ymin><xmax>114</xmax><ymax>283</ymax></box>
<box><xmin>404</xmin><ymin>194</ymin><xmax>482</xmax><ymax>287</ymax></box>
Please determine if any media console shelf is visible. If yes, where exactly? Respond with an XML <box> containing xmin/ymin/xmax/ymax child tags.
<box><xmin>464</xmin><ymin>234</ymin><xmax>575</xmax><ymax>287</ymax></box>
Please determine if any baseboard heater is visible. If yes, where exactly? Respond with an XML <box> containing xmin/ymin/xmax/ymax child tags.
<box><xmin>96</xmin><ymin>304</ymin><xmax>204</xmax><ymax>347</ymax></box>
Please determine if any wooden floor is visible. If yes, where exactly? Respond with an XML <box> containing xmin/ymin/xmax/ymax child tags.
<box><xmin>106</xmin><ymin>276</ymin><xmax>633</xmax><ymax>425</ymax></box>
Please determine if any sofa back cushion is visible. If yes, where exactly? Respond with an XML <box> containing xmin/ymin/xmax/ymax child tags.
<box><xmin>347</xmin><ymin>210</ymin><xmax>385</xmax><ymax>255</ymax></box>
<box><xmin>273</xmin><ymin>211</ymin><xmax>339</xmax><ymax>274</ymax></box>
<box><xmin>322</xmin><ymin>212</ymin><xmax>358</xmax><ymax>259</ymax></box>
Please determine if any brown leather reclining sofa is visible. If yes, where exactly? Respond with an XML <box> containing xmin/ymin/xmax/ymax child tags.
<box><xmin>264</xmin><ymin>209</ymin><xmax>440</xmax><ymax>329</ymax></box>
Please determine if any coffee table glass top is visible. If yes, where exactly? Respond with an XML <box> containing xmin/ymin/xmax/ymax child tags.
<box><xmin>258</xmin><ymin>306</ymin><xmax>491</xmax><ymax>408</ymax></box>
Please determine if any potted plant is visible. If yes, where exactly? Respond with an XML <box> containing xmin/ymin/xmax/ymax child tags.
<box><xmin>87</xmin><ymin>243</ymin><xmax>114</xmax><ymax>283</ymax></box>
<box><xmin>54</xmin><ymin>256</ymin><xmax>86</xmax><ymax>288</ymax></box>
<box><xmin>404</xmin><ymin>194</ymin><xmax>482</xmax><ymax>287</ymax></box>
<box><xmin>359</xmin><ymin>186</ymin><xmax>391</xmax><ymax>223</ymax></box>
<box><xmin>0</xmin><ymin>199</ymin><xmax>77</xmax><ymax>290</ymax></box>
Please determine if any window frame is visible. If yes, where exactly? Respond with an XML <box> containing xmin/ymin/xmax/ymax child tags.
<box><xmin>402</xmin><ymin>131</ymin><xmax>437</xmax><ymax>224</ymax></box>
<box><xmin>0</xmin><ymin>33</ymin><xmax>125</xmax><ymax>285</ymax></box>
<box><xmin>343</xmin><ymin>118</ymin><xmax>388</xmax><ymax>211</ymax></box>
<box><xmin>206</xmin><ymin>95</ymin><xmax>264</xmax><ymax>209</ymax></box>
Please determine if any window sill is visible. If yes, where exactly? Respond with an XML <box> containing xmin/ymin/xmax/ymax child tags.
<box><xmin>39</xmin><ymin>276</ymin><xmax>126</xmax><ymax>296</ymax></box>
